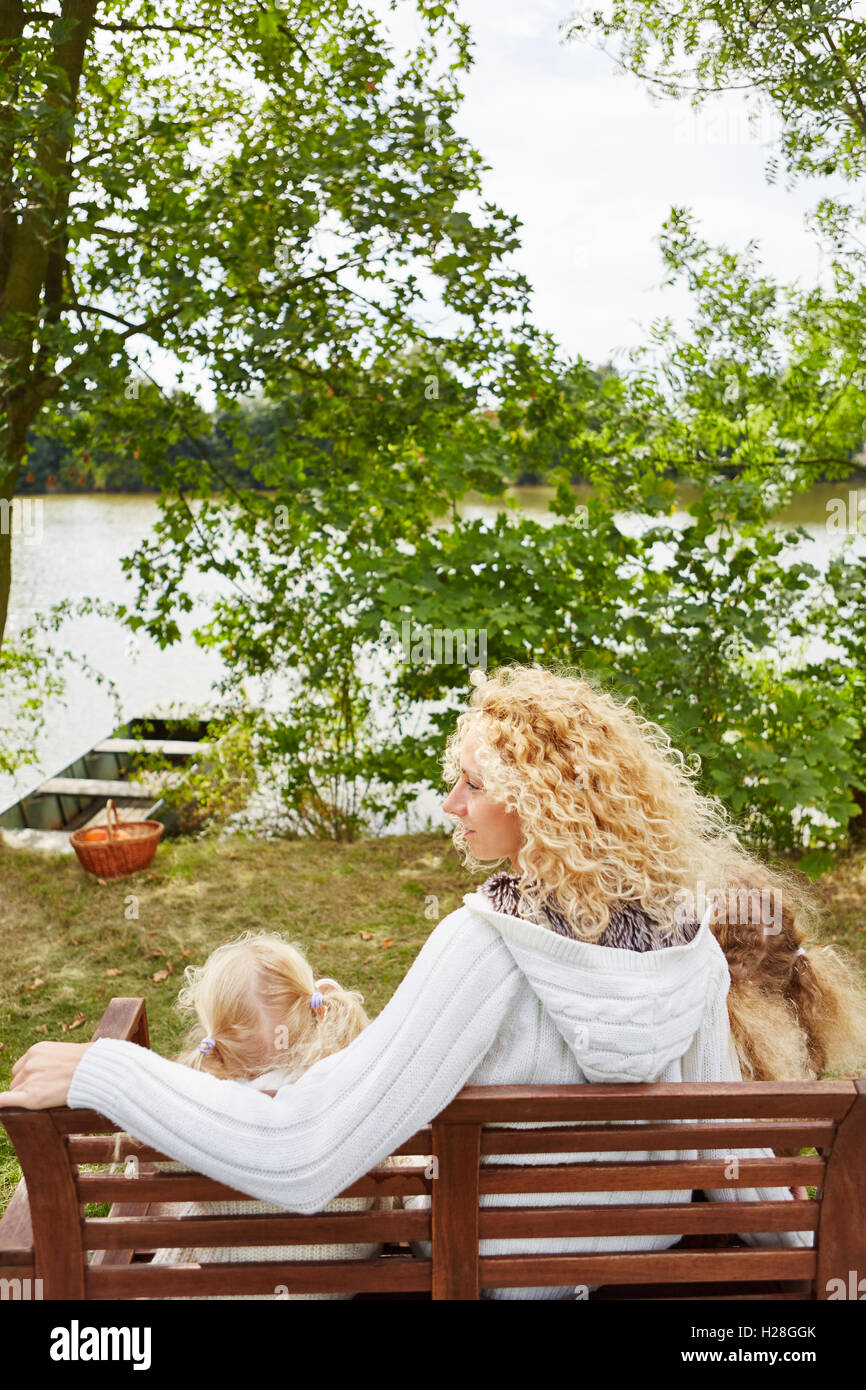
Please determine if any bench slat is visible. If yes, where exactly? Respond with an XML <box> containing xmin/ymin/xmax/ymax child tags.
<box><xmin>593</xmin><ymin>1282</ymin><xmax>811</xmax><ymax>1301</ymax></box>
<box><xmin>477</xmin><ymin>1247</ymin><xmax>816</xmax><ymax>1288</ymax></box>
<box><xmin>76</xmin><ymin>1166</ymin><xmax>433</xmax><ymax>1204</ymax></box>
<box><xmin>85</xmin><ymin>1255</ymin><xmax>431</xmax><ymax>1299</ymax></box>
<box><xmin>69</xmin><ymin>1129</ymin><xmax>434</xmax><ymax>1164</ymax></box>
<box><xmin>477</xmin><ymin>1157</ymin><xmax>824</xmax><ymax>1193</ymax></box>
<box><xmin>478</xmin><ymin>1121</ymin><xmax>836</xmax><ymax>1153</ymax></box>
<box><xmin>65</xmin><ymin>1119</ymin><xmax>834</xmax><ymax>1165</ymax></box>
<box><xmin>441</xmin><ymin>1082</ymin><xmax>856</xmax><ymax>1123</ymax></box>
<box><xmin>84</xmin><ymin>1209</ymin><xmax>431</xmax><ymax>1250</ymax></box>
<box><xmin>75</xmin><ymin>1154</ymin><xmax>823</xmax><ymax>1207</ymax></box>
<box><xmin>478</xmin><ymin>1200</ymin><xmax>818</xmax><ymax>1239</ymax></box>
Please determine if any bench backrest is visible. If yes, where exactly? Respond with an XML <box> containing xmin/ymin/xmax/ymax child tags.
<box><xmin>2</xmin><ymin>998</ymin><xmax>864</xmax><ymax>1300</ymax></box>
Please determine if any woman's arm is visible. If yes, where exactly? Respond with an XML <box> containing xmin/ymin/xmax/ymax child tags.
<box><xmin>9</xmin><ymin>907</ymin><xmax>523</xmax><ymax>1214</ymax></box>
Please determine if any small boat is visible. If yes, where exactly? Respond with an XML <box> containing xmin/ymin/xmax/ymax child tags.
<box><xmin>0</xmin><ymin>716</ymin><xmax>211</xmax><ymax>852</ymax></box>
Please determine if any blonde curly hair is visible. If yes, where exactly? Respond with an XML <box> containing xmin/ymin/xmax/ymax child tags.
<box><xmin>443</xmin><ymin>663</ymin><xmax>866</xmax><ymax>1082</ymax></box>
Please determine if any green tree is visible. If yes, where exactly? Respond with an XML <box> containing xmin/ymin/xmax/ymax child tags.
<box><xmin>563</xmin><ymin>1</ymin><xmax>866</xmax><ymax>182</ymax></box>
<box><xmin>0</xmin><ymin>0</ymin><xmax>534</xmax><ymax>650</ymax></box>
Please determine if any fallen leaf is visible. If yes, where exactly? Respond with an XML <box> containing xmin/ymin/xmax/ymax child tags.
<box><xmin>105</xmin><ymin>968</ymin><xmax>122</xmax><ymax>977</ymax></box>
<box><xmin>150</xmin><ymin>947</ymin><xmax>165</xmax><ymax>958</ymax></box>
<box><xmin>69</xmin><ymin>938</ymin><xmax>80</xmax><ymax>946</ymax></box>
<box><xmin>179</xmin><ymin>949</ymin><xmax>192</xmax><ymax>959</ymax></box>
<box><xmin>62</xmin><ymin>1012</ymin><xmax>87</xmax><ymax>1032</ymax></box>
<box><xmin>358</xmin><ymin>930</ymin><xmax>373</xmax><ymax>941</ymax></box>
<box><xmin>378</xmin><ymin>938</ymin><xmax>394</xmax><ymax>949</ymax></box>
<box><xmin>0</xmin><ymin>1041</ymin><xmax>5</xmax><ymax>1050</ymax></box>
<box><xmin>34</xmin><ymin>1026</ymin><xmax>47</xmax><ymax>1035</ymax></box>
<box><xmin>96</xmin><ymin>878</ymin><xmax>107</xmax><ymax>886</ymax></box>
<box><xmin>22</xmin><ymin>978</ymin><xmax>45</xmax><ymax>990</ymax></box>
<box><xmin>152</xmin><ymin>970</ymin><xmax>169</xmax><ymax>983</ymax></box>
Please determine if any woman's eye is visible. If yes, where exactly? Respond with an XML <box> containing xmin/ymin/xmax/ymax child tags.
<box><xmin>465</xmin><ymin>778</ymin><xmax>480</xmax><ymax>791</ymax></box>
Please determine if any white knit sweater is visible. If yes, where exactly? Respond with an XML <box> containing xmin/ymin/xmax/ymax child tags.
<box><xmin>69</xmin><ymin>891</ymin><xmax>814</xmax><ymax>1301</ymax></box>
<box><xmin>147</xmin><ymin>1069</ymin><xmax>389</xmax><ymax>1301</ymax></box>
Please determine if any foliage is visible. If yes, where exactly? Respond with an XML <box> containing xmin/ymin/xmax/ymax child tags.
<box><xmin>0</xmin><ymin>599</ymin><xmax>121</xmax><ymax>779</ymax></box>
<box><xmin>119</xmin><ymin>209</ymin><xmax>866</xmax><ymax>865</ymax></box>
<box><xmin>562</xmin><ymin>0</ymin><xmax>866</xmax><ymax>183</ymax></box>
<box><xmin>126</xmin><ymin>706</ymin><xmax>260</xmax><ymax>837</ymax></box>
<box><xmin>5</xmin><ymin>0</ymin><xmax>866</xmax><ymax>875</ymax></box>
<box><xmin>1</xmin><ymin>0</ymin><xmax>535</xmax><ymax>645</ymax></box>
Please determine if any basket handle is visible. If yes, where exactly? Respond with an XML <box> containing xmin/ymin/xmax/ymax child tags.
<box><xmin>105</xmin><ymin>798</ymin><xmax>119</xmax><ymax>840</ymax></box>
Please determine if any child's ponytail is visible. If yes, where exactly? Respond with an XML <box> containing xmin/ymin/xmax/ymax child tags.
<box><xmin>785</xmin><ymin>941</ymin><xmax>866</xmax><ymax>1079</ymax></box>
<box><xmin>710</xmin><ymin>852</ymin><xmax>866</xmax><ymax>1082</ymax></box>
<box><xmin>307</xmin><ymin>977</ymin><xmax>368</xmax><ymax>1067</ymax></box>
<box><xmin>173</xmin><ymin>931</ymin><xmax>370</xmax><ymax>1083</ymax></box>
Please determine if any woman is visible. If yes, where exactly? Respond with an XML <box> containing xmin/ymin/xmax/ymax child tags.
<box><xmin>4</xmin><ymin>664</ymin><xmax>864</xmax><ymax>1299</ymax></box>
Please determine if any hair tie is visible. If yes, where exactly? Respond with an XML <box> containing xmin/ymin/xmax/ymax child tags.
<box><xmin>310</xmin><ymin>992</ymin><xmax>326</xmax><ymax>1019</ymax></box>
<box><xmin>198</xmin><ymin>1036</ymin><xmax>217</xmax><ymax>1054</ymax></box>
<box><xmin>795</xmin><ymin>947</ymin><xmax>806</xmax><ymax>957</ymax></box>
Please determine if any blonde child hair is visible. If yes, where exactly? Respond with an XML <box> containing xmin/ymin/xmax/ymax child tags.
<box><xmin>445</xmin><ymin>663</ymin><xmax>866</xmax><ymax>1084</ymax></box>
<box><xmin>174</xmin><ymin>930</ymin><xmax>369</xmax><ymax>1082</ymax></box>
<box><xmin>139</xmin><ymin>933</ymin><xmax>398</xmax><ymax>1299</ymax></box>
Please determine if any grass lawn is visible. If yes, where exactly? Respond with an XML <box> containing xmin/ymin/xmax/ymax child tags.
<box><xmin>0</xmin><ymin>829</ymin><xmax>485</xmax><ymax>1213</ymax></box>
<box><xmin>1</xmin><ymin>830</ymin><xmax>864</xmax><ymax>1215</ymax></box>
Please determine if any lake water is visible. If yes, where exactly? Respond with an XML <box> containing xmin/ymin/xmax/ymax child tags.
<box><xmin>1</xmin><ymin>483</ymin><xmax>864</xmax><ymax>826</ymax></box>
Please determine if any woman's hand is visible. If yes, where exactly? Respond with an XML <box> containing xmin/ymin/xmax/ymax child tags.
<box><xmin>0</xmin><ymin>1041</ymin><xmax>94</xmax><ymax>1109</ymax></box>
<box><xmin>790</xmin><ymin>1186</ymin><xmax>809</xmax><ymax>1200</ymax></box>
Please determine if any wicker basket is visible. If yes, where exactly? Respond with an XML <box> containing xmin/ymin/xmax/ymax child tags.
<box><xmin>70</xmin><ymin>799</ymin><xmax>164</xmax><ymax>880</ymax></box>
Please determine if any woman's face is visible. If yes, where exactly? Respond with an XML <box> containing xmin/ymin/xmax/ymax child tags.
<box><xmin>442</xmin><ymin>726</ymin><xmax>524</xmax><ymax>866</ymax></box>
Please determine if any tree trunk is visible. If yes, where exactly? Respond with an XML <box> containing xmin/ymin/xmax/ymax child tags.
<box><xmin>0</xmin><ymin>0</ymin><xmax>98</xmax><ymax>647</ymax></box>
<box><xmin>0</xmin><ymin>413</ymin><xmax>29</xmax><ymax>649</ymax></box>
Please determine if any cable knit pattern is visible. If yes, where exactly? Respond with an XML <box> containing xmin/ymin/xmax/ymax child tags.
<box><xmin>68</xmin><ymin>893</ymin><xmax>814</xmax><ymax>1301</ymax></box>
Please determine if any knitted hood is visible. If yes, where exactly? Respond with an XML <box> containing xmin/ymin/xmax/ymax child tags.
<box><xmin>461</xmin><ymin>891</ymin><xmax>728</xmax><ymax>1084</ymax></box>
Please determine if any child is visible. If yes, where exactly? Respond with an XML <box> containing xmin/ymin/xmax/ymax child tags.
<box><xmin>708</xmin><ymin>852</ymin><xmax>866</xmax><ymax>1085</ymax></box>
<box><xmin>145</xmin><ymin>931</ymin><xmax>404</xmax><ymax>1299</ymax></box>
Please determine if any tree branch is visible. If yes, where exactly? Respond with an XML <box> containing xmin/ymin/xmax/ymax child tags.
<box><xmin>24</xmin><ymin>10</ymin><xmax>211</xmax><ymax>36</ymax></box>
<box><xmin>818</xmin><ymin>24</ymin><xmax>866</xmax><ymax>141</ymax></box>
<box><xmin>64</xmin><ymin>299</ymin><xmax>176</xmax><ymax>339</ymax></box>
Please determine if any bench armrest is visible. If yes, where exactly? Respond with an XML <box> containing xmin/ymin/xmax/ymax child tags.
<box><xmin>87</xmin><ymin>997</ymin><xmax>150</xmax><ymax>1049</ymax></box>
<box><xmin>0</xmin><ymin>997</ymin><xmax>149</xmax><ymax>1275</ymax></box>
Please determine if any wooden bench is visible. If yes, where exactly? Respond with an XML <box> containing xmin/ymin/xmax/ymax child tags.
<box><xmin>1</xmin><ymin>997</ymin><xmax>864</xmax><ymax>1301</ymax></box>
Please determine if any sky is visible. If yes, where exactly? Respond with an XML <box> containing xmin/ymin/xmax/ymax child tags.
<box><xmin>441</xmin><ymin>0</ymin><xmax>847</xmax><ymax>371</ymax></box>
<box><xmin>138</xmin><ymin>0</ymin><xmax>852</xmax><ymax>403</ymax></box>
